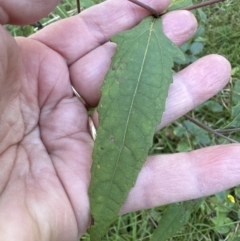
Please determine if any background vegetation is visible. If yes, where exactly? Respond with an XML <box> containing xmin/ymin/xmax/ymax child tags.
<box><xmin>5</xmin><ymin>0</ymin><xmax>240</xmax><ymax>240</ymax></box>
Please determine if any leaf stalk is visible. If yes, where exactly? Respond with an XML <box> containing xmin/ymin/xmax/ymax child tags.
<box><xmin>182</xmin><ymin>0</ymin><xmax>226</xmax><ymax>11</ymax></box>
<box><xmin>128</xmin><ymin>0</ymin><xmax>226</xmax><ymax>17</ymax></box>
<box><xmin>76</xmin><ymin>0</ymin><xmax>81</xmax><ymax>13</ymax></box>
<box><xmin>128</xmin><ymin>0</ymin><xmax>159</xmax><ymax>17</ymax></box>
<box><xmin>184</xmin><ymin>115</ymin><xmax>238</xmax><ymax>144</ymax></box>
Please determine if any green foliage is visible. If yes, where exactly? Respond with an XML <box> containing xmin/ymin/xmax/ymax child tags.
<box><xmin>54</xmin><ymin>5</ymin><xmax>69</xmax><ymax>18</ymax></box>
<box><xmin>201</xmin><ymin>100</ymin><xmax>224</xmax><ymax>113</ymax></box>
<box><xmin>225</xmin><ymin>104</ymin><xmax>240</xmax><ymax>128</ymax></box>
<box><xmin>232</xmin><ymin>79</ymin><xmax>240</xmax><ymax>105</ymax></box>
<box><xmin>184</xmin><ymin>120</ymin><xmax>211</xmax><ymax>145</ymax></box>
<box><xmin>151</xmin><ymin>200</ymin><xmax>202</xmax><ymax>241</ymax></box>
<box><xmin>197</xmin><ymin>0</ymin><xmax>240</xmax><ymax>67</ymax></box>
<box><xmin>168</xmin><ymin>0</ymin><xmax>192</xmax><ymax>11</ymax></box>
<box><xmin>81</xmin><ymin>0</ymin><xmax>95</xmax><ymax>8</ymax></box>
<box><xmin>5</xmin><ymin>24</ymin><xmax>35</xmax><ymax>37</ymax></box>
<box><xmin>89</xmin><ymin>16</ymin><xmax>184</xmax><ymax>240</ymax></box>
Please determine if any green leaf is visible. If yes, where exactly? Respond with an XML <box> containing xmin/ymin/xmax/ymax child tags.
<box><xmin>197</xmin><ymin>100</ymin><xmax>223</xmax><ymax>113</ymax></box>
<box><xmin>168</xmin><ymin>0</ymin><xmax>192</xmax><ymax>11</ymax></box>
<box><xmin>81</xmin><ymin>0</ymin><xmax>95</xmax><ymax>8</ymax></box>
<box><xmin>225</xmin><ymin>103</ymin><xmax>240</xmax><ymax>128</ymax></box>
<box><xmin>88</xmin><ymin>16</ymin><xmax>184</xmax><ymax>240</ymax></box>
<box><xmin>184</xmin><ymin>120</ymin><xmax>211</xmax><ymax>145</ymax></box>
<box><xmin>151</xmin><ymin>200</ymin><xmax>202</xmax><ymax>241</ymax></box>
<box><xmin>232</xmin><ymin>79</ymin><xmax>240</xmax><ymax>105</ymax></box>
<box><xmin>235</xmin><ymin>186</ymin><xmax>240</xmax><ymax>199</ymax></box>
<box><xmin>190</xmin><ymin>42</ymin><xmax>204</xmax><ymax>55</ymax></box>
<box><xmin>177</xmin><ymin>140</ymin><xmax>192</xmax><ymax>152</ymax></box>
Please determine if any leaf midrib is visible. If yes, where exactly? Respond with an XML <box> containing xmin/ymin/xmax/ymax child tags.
<box><xmin>106</xmin><ymin>18</ymin><xmax>156</xmax><ymax>205</ymax></box>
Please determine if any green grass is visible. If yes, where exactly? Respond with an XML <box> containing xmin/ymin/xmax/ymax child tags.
<box><xmin>5</xmin><ymin>0</ymin><xmax>240</xmax><ymax>240</ymax></box>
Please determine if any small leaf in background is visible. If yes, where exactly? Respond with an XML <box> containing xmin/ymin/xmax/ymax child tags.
<box><xmin>212</xmin><ymin>218</ymin><xmax>233</xmax><ymax>234</ymax></box>
<box><xmin>89</xmin><ymin>16</ymin><xmax>184</xmax><ymax>240</ymax></box>
<box><xmin>235</xmin><ymin>186</ymin><xmax>240</xmax><ymax>199</ymax></box>
<box><xmin>225</xmin><ymin>103</ymin><xmax>240</xmax><ymax>128</ymax></box>
<box><xmin>184</xmin><ymin>120</ymin><xmax>211</xmax><ymax>145</ymax></box>
<box><xmin>201</xmin><ymin>100</ymin><xmax>223</xmax><ymax>113</ymax></box>
<box><xmin>232</xmin><ymin>78</ymin><xmax>240</xmax><ymax>105</ymax></box>
<box><xmin>151</xmin><ymin>200</ymin><xmax>202</xmax><ymax>241</ymax></box>
<box><xmin>196</xmin><ymin>9</ymin><xmax>208</xmax><ymax>23</ymax></box>
<box><xmin>208</xmin><ymin>193</ymin><xmax>236</xmax><ymax>235</ymax></box>
<box><xmin>173</xmin><ymin>124</ymin><xmax>192</xmax><ymax>152</ymax></box>
<box><xmin>176</xmin><ymin>140</ymin><xmax>192</xmax><ymax>152</ymax></box>
<box><xmin>173</xmin><ymin>125</ymin><xmax>186</xmax><ymax>137</ymax></box>
<box><xmin>215</xmin><ymin>190</ymin><xmax>229</xmax><ymax>203</ymax></box>
<box><xmin>81</xmin><ymin>0</ymin><xmax>95</xmax><ymax>8</ymax></box>
<box><xmin>194</xmin><ymin>25</ymin><xmax>206</xmax><ymax>40</ymax></box>
<box><xmin>176</xmin><ymin>24</ymin><xmax>205</xmax><ymax>65</ymax></box>
<box><xmin>190</xmin><ymin>42</ymin><xmax>204</xmax><ymax>55</ymax></box>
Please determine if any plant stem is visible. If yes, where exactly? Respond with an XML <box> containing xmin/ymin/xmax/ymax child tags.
<box><xmin>182</xmin><ymin>0</ymin><xmax>226</xmax><ymax>11</ymax></box>
<box><xmin>76</xmin><ymin>0</ymin><xmax>81</xmax><ymax>13</ymax></box>
<box><xmin>128</xmin><ymin>0</ymin><xmax>159</xmax><ymax>17</ymax></box>
<box><xmin>215</xmin><ymin>128</ymin><xmax>240</xmax><ymax>133</ymax></box>
<box><xmin>128</xmin><ymin>0</ymin><xmax>226</xmax><ymax>17</ymax></box>
<box><xmin>184</xmin><ymin>115</ymin><xmax>238</xmax><ymax>144</ymax></box>
<box><xmin>30</xmin><ymin>22</ymin><xmax>43</xmax><ymax>30</ymax></box>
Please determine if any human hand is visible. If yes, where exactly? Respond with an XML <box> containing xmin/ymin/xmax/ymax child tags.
<box><xmin>0</xmin><ymin>0</ymin><xmax>238</xmax><ymax>240</ymax></box>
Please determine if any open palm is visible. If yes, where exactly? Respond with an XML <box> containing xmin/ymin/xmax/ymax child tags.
<box><xmin>0</xmin><ymin>0</ymin><xmax>239</xmax><ymax>240</ymax></box>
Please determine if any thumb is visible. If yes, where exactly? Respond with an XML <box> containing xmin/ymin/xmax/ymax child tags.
<box><xmin>0</xmin><ymin>0</ymin><xmax>61</xmax><ymax>25</ymax></box>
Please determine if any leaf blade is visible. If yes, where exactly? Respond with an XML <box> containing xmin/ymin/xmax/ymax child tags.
<box><xmin>89</xmin><ymin>16</ymin><xmax>184</xmax><ymax>240</ymax></box>
<box><xmin>151</xmin><ymin>200</ymin><xmax>202</xmax><ymax>241</ymax></box>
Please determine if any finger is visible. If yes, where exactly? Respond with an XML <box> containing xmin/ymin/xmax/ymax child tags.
<box><xmin>0</xmin><ymin>0</ymin><xmax>61</xmax><ymax>24</ymax></box>
<box><xmin>31</xmin><ymin>0</ymin><xmax>172</xmax><ymax>64</ymax></box>
<box><xmin>70</xmin><ymin>42</ymin><xmax>117</xmax><ymax>107</ymax></box>
<box><xmin>158</xmin><ymin>54</ymin><xmax>231</xmax><ymax>129</ymax></box>
<box><xmin>120</xmin><ymin>144</ymin><xmax>240</xmax><ymax>214</ymax></box>
<box><xmin>0</xmin><ymin>26</ymin><xmax>23</xmax><ymax>153</ymax></box>
<box><xmin>70</xmin><ymin>10</ymin><xmax>197</xmax><ymax>107</ymax></box>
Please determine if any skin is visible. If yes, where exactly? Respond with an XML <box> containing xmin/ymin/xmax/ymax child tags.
<box><xmin>0</xmin><ymin>0</ymin><xmax>239</xmax><ymax>240</ymax></box>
